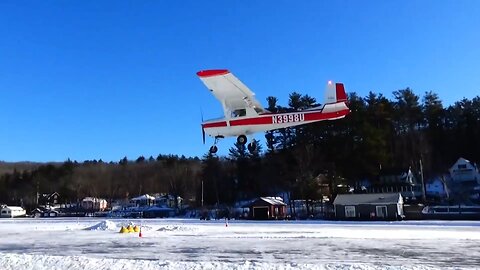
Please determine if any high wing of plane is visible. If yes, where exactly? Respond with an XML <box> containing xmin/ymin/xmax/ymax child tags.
<box><xmin>197</xmin><ymin>69</ymin><xmax>270</xmax><ymax>118</ymax></box>
<box><xmin>197</xmin><ymin>69</ymin><xmax>350</xmax><ymax>154</ymax></box>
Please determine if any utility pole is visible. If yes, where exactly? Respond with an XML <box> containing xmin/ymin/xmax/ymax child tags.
<box><xmin>419</xmin><ymin>159</ymin><xmax>426</xmax><ymax>202</ymax></box>
<box><xmin>36</xmin><ymin>180</ymin><xmax>39</xmax><ymax>206</ymax></box>
<box><xmin>201</xmin><ymin>180</ymin><xmax>204</xmax><ymax>207</ymax></box>
<box><xmin>441</xmin><ymin>175</ymin><xmax>449</xmax><ymax>200</ymax></box>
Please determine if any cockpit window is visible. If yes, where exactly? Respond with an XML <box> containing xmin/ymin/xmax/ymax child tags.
<box><xmin>231</xmin><ymin>109</ymin><xmax>246</xmax><ymax>117</ymax></box>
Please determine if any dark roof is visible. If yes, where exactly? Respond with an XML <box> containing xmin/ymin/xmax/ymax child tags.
<box><xmin>245</xmin><ymin>197</ymin><xmax>287</xmax><ymax>207</ymax></box>
<box><xmin>334</xmin><ymin>193</ymin><xmax>402</xmax><ymax>205</ymax></box>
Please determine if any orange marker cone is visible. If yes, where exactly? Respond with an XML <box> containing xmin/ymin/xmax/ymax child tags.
<box><xmin>139</xmin><ymin>226</ymin><xmax>143</xmax><ymax>237</ymax></box>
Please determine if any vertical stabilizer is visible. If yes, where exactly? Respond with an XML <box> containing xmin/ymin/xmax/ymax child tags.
<box><xmin>325</xmin><ymin>81</ymin><xmax>347</xmax><ymax>104</ymax></box>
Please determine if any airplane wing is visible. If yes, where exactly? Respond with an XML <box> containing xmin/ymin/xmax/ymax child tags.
<box><xmin>197</xmin><ymin>69</ymin><xmax>269</xmax><ymax>116</ymax></box>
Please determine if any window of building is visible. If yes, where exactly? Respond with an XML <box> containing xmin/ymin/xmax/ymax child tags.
<box><xmin>376</xmin><ymin>206</ymin><xmax>388</xmax><ymax>218</ymax></box>
<box><xmin>458</xmin><ymin>164</ymin><xmax>467</xmax><ymax>169</ymax></box>
<box><xmin>345</xmin><ymin>206</ymin><xmax>356</xmax><ymax>217</ymax></box>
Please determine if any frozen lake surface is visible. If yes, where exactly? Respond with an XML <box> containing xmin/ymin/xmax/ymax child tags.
<box><xmin>1</xmin><ymin>218</ymin><xmax>480</xmax><ymax>269</ymax></box>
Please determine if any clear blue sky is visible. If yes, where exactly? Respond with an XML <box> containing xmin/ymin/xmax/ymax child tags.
<box><xmin>1</xmin><ymin>1</ymin><xmax>479</xmax><ymax>162</ymax></box>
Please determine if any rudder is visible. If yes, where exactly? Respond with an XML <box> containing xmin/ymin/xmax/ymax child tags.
<box><xmin>325</xmin><ymin>81</ymin><xmax>347</xmax><ymax>104</ymax></box>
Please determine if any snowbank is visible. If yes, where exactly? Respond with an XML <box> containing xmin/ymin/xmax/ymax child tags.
<box><xmin>0</xmin><ymin>253</ymin><xmax>439</xmax><ymax>270</ymax></box>
<box><xmin>157</xmin><ymin>224</ymin><xmax>197</xmax><ymax>232</ymax></box>
<box><xmin>84</xmin><ymin>220</ymin><xmax>117</xmax><ymax>231</ymax></box>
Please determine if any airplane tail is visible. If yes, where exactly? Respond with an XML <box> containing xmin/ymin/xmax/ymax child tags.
<box><xmin>325</xmin><ymin>81</ymin><xmax>348</xmax><ymax>104</ymax></box>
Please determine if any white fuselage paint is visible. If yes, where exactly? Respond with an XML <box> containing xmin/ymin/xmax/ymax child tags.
<box><xmin>203</xmin><ymin>102</ymin><xmax>349</xmax><ymax>138</ymax></box>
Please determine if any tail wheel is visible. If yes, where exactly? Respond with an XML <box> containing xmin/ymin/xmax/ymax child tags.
<box><xmin>209</xmin><ymin>145</ymin><xmax>218</xmax><ymax>154</ymax></box>
<box><xmin>247</xmin><ymin>142</ymin><xmax>257</xmax><ymax>153</ymax></box>
<box><xmin>237</xmin><ymin>135</ymin><xmax>247</xmax><ymax>145</ymax></box>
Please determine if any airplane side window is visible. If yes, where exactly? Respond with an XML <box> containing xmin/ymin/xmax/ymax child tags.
<box><xmin>232</xmin><ymin>109</ymin><xmax>246</xmax><ymax>117</ymax></box>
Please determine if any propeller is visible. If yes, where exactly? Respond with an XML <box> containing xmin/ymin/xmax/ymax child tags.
<box><xmin>201</xmin><ymin>109</ymin><xmax>206</xmax><ymax>144</ymax></box>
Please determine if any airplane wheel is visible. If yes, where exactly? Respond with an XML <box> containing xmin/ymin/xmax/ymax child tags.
<box><xmin>209</xmin><ymin>145</ymin><xmax>218</xmax><ymax>154</ymax></box>
<box><xmin>247</xmin><ymin>142</ymin><xmax>256</xmax><ymax>153</ymax></box>
<box><xmin>237</xmin><ymin>135</ymin><xmax>247</xmax><ymax>145</ymax></box>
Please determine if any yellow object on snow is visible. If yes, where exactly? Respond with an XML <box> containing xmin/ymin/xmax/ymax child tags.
<box><xmin>119</xmin><ymin>226</ymin><xmax>129</xmax><ymax>233</ymax></box>
<box><xmin>127</xmin><ymin>225</ymin><xmax>134</xmax><ymax>233</ymax></box>
<box><xmin>133</xmin><ymin>225</ymin><xmax>140</xmax><ymax>232</ymax></box>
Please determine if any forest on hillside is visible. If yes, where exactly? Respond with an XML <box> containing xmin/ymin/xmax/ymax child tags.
<box><xmin>1</xmin><ymin>87</ymin><xmax>479</xmax><ymax>210</ymax></box>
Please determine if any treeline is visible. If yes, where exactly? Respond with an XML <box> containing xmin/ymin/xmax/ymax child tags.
<box><xmin>1</xmin><ymin>88</ymin><xmax>479</xmax><ymax>210</ymax></box>
<box><xmin>0</xmin><ymin>155</ymin><xmax>201</xmax><ymax>210</ymax></box>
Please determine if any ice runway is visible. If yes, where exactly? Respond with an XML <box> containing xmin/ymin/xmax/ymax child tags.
<box><xmin>1</xmin><ymin>218</ymin><xmax>479</xmax><ymax>269</ymax></box>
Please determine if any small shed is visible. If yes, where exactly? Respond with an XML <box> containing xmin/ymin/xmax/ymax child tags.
<box><xmin>245</xmin><ymin>197</ymin><xmax>287</xmax><ymax>220</ymax></box>
<box><xmin>0</xmin><ymin>206</ymin><xmax>26</xmax><ymax>218</ymax></box>
<box><xmin>333</xmin><ymin>193</ymin><xmax>404</xmax><ymax>221</ymax></box>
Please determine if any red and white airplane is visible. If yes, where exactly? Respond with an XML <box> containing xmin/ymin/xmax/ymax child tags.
<box><xmin>197</xmin><ymin>69</ymin><xmax>350</xmax><ymax>154</ymax></box>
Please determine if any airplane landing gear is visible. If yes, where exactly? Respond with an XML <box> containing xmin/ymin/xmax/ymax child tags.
<box><xmin>209</xmin><ymin>135</ymin><xmax>223</xmax><ymax>154</ymax></box>
<box><xmin>209</xmin><ymin>145</ymin><xmax>218</xmax><ymax>154</ymax></box>
<box><xmin>237</xmin><ymin>135</ymin><xmax>247</xmax><ymax>145</ymax></box>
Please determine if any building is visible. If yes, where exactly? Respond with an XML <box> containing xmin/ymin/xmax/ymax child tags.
<box><xmin>449</xmin><ymin>157</ymin><xmax>480</xmax><ymax>183</ymax></box>
<box><xmin>154</xmin><ymin>194</ymin><xmax>183</xmax><ymax>209</ymax></box>
<box><xmin>425</xmin><ymin>177</ymin><xmax>449</xmax><ymax>199</ymax></box>
<box><xmin>130</xmin><ymin>194</ymin><xmax>155</xmax><ymax>207</ymax></box>
<box><xmin>369</xmin><ymin>168</ymin><xmax>423</xmax><ymax>202</ymax></box>
<box><xmin>0</xmin><ymin>206</ymin><xmax>26</xmax><ymax>218</ymax></box>
<box><xmin>81</xmin><ymin>197</ymin><xmax>108</xmax><ymax>211</ymax></box>
<box><xmin>244</xmin><ymin>197</ymin><xmax>287</xmax><ymax>220</ymax></box>
<box><xmin>448</xmin><ymin>157</ymin><xmax>480</xmax><ymax>202</ymax></box>
<box><xmin>333</xmin><ymin>193</ymin><xmax>404</xmax><ymax>221</ymax></box>
<box><xmin>38</xmin><ymin>192</ymin><xmax>60</xmax><ymax>206</ymax></box>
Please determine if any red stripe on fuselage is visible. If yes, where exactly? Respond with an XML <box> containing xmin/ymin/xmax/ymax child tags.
<box><xmin>303</xmin><ymin>109</ymin><xmax>350</xmax><ymax>121</ymax></box>
<box><xmin>202</xmin><ymin>108</ymin><xmax>349</xmax><ymax>129</ymax></box>
<box><xmin>229</xmin><ymin>116</ymin><xmax>273</xmax><ymax>126</ymax></box>
<box><xmin>202</xmin><ymin>121</ymin><xmax>227</xmax><ymax>128</ymax></box>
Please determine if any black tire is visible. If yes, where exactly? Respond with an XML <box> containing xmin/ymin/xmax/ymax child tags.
<box><xmin>237</xmin><ymin>135</ymin><xmax>247</xmax><ymax>145</ymax></box>
<box><xmin>247</xmin><ymin>142</ymin><xmax>257</xmax><ymax>153</ymax></box>
<box><xmin>209</xmin><ymin>145</ymin><xmax>218</xmax><ymax>154</ymax></box>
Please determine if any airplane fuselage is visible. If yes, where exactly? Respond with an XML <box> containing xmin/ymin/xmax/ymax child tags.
<box><xmin>202</xmin><ymin>101</ymin><xmax>349</xmax><ymax>138</ymax></box>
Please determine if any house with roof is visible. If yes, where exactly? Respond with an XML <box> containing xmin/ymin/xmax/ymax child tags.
<box><xmin>0</xmin><ymin>205</ymin><xmax>26</xmax><ymax>218</ymax></box>
<box><xmin>449</xmin><ymin>157</ymin><xmax>480</xmax><ymax>183</ymax></box>
<box><xmin>333</xmin><ymin>193</ymin><xmax>404</xmax><ymax>221</ymax></box>
<box><xmin>154</xmin><ymin>194</ymin><xmax>183</xmax><ymax>209</ymax></box>
<box><xmin>244</xmin><ymin>197</ymin><xmax>287</xmax><ymax>220</ymax></box>
<box><xmin>31</xmin><ymin>208</ymin><xmax>44</xmax><ymax>218</ymax></box>
<box><xmin>130</xmin><ymin>194</ymin><xmax>155</xmax><ymax>207</ymax></box>
<box><xmin>38</xmin><ymin>192</ymin><xmax>60</xmax><ymax>206</ymax></box>
<box><xmin>81</xmin><ymin>197</ymin><xmax>108</xmax><ymax>211</ymax></box>
<box><xmin>369</xmin><ymin>168</ymin><xmax>423</xmax><ymax>202</ymax></box>
<box><xmin>425</xmin><ymin>177</ymin><xmax>449</xmax><ymax>199</ymax></box>
<box><xmin>448</xmin><ymin>157</ymin><xmax>480</xmax><ymax>202</ymax></box>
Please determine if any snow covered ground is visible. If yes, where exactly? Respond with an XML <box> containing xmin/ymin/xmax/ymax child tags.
<box><xmin>1</xmin><ymin>218</ymin><xmax>480</xmax><ymax>269</ymax></box>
